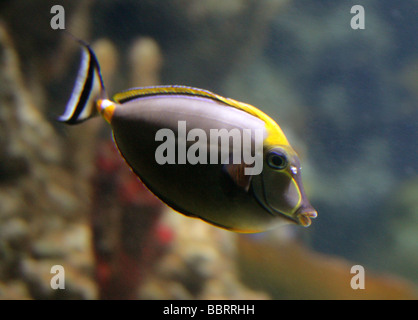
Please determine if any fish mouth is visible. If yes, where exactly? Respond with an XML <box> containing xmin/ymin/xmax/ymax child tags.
<box><xmin>252</xmin><ymin>186</ymin><xmax>318</xmax><ymax>226</ymax></box>
<box><xmin>250</xmin><ymin>173</ymin><xmax>318</xmax><ymax>226</ymax></box>
<box><xmin>294</xmin><ymin>207</ymin><xmax>318</xmax><ymax>227</ymax></box>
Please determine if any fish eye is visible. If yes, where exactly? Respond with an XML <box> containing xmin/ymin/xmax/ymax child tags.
<box><xmin>267</xmin><ymin>151</ymin><xmax>288</xmax><ymax>170</ymax></box>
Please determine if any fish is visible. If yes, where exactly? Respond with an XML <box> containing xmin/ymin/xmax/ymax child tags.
<box><xmin>58</xmin><ymin>41</ymin><xmax>317</xmax><ymax>233</ymax></box>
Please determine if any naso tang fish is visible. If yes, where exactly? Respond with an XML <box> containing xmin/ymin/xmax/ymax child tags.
<box><xmin>59</xmin><ymin>42</ymin><xmax>317</xmax><ymax>233</ymax></box>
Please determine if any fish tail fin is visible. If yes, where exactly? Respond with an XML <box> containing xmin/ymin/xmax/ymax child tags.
<box><xmin>58</xmin><ymin>39</ymin><xmax>106</xmax><ymax>125</ymax></box>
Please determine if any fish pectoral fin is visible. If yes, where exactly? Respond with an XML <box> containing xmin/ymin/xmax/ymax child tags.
<box><xmin>223</xmin><ymin>162</ymin><xmax>252</xmax><ymax>192</ymax></box>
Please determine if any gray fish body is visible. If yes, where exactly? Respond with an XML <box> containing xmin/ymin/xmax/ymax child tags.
<box><xmin>111</xmin><ymin>96</ymin><xmax>284</xmax><ymax>232</ymax></box>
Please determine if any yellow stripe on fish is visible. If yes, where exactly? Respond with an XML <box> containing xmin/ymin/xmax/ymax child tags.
<box><xmin>114</xmin><ymin>86</ymin><xmax>290</xmax><ymax>147</ymax></box>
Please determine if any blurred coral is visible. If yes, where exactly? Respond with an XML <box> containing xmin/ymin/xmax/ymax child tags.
<box><xmin>0</xmin><ymin>21</ymin><xmax>95</xmax><ymax>299</ymax></box>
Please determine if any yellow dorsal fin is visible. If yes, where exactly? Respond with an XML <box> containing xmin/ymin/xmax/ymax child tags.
<box><xmin>113</xmin><ymin>85</ymin><xmax>289</xmax><ymax>146</ymax></box>
<box><xmin>113</xmin><ymin>85</ymin><xmax>223</xmax><ymax>104</ymax></box>
<box><xmin>221</xmin><ymin>97</ymin><xmax>289</xmax><ymax>146</ymax></box>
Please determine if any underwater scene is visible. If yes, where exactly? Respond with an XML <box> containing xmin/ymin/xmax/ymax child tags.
<box><xmin>0</xmin><ymin>0</ymin><xmax>416</xmax><ymax>300</ymax></box>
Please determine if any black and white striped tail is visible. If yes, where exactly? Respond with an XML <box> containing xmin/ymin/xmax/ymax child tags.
<box><xmin>58</xmin><ymin>42</ymin><xmax>105</xmax><ymax>125</ymax></box>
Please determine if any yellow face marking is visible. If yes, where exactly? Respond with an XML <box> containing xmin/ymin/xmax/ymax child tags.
<box><xmin>289</xmin><ymin>176</ymin><xmax>302</xmax><ymax>215</ymax></box>
<box><xmin>281</xmin><ymin>170</ymin><xmax>302</xmax><ymax>216</ymax></box>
